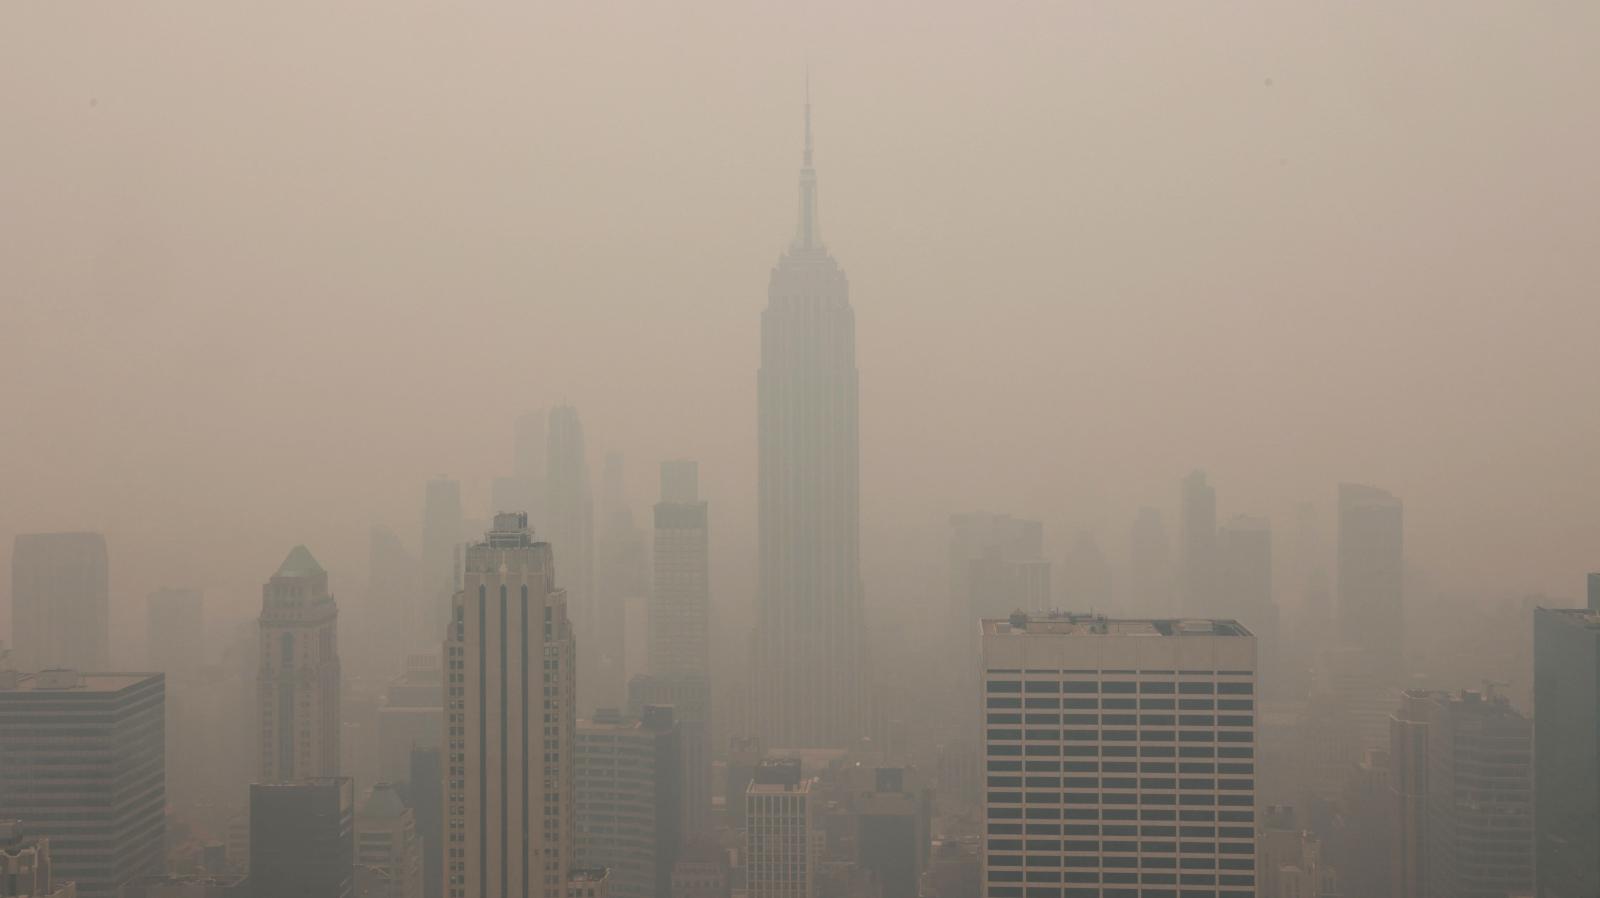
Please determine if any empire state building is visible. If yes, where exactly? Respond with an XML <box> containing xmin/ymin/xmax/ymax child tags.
<box><xmin>753</xmin><ymin>88</ymin><xmax>869</xmax><ymax>748</ymax></box>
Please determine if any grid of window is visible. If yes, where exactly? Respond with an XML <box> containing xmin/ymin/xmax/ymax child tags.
<box><xmin>982</xmin><ymin>671</ymin><xmax>1256</xmax><ymax>898</ymax></box>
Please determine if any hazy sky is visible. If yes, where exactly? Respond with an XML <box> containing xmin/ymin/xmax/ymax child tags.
<box><xmin>4</xmin><ymin>2</ymin><xmax>1598</xmax><ymax>650</ymax></box>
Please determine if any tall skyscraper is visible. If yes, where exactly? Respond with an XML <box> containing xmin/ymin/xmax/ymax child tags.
<box><xmin>0</xmin><ymin>670</ymin><xmax>166</xmax><ymax>898</ymax></box>
<box><xmin>1533</xmin><ymin>604</ymin><xmax>1600</xmax><ymax>898</ymax></box>
<box><xmin>367</xmin><ymin>526</ymin><xmax>419</xmax><ymax>673</ymax></box>
<box><xmin>574</xmin><ymin>706</ymin><xmax>682</xmax><ymax>898</ymax></box>
<box><xmin>1389</xmin><ymin>689</ymin><xmax>1533</xmax><ymax>898</ymax></box>
<box><xmin>258</xmin><ymin>545</ymin><xmax>342</xmax><ymax>782</ymax></box>
<box><xmin>1336</xmin><ymin>483</ymin><xmax>1404</xmax><ymax>681</ymax></box>
<box><xmin>545</xmin><ymin>406</ymin><xmax>596</xmax><ymax>713</ymax></box>
<box><xmin>443</xmin><ymin>513</ymin><xmax>575</xmax><ymax>898</ymax></box>
<box><xmin>745</xmin><ymin>761</ymin><xmax>814</xmax><ymax>898</ymax></box>
<box><xmin>250</xmin><ymin>778</ymin><xmax>355</xmax><ymax>898</ymax></box>
<box><xmin>753</xmin><ymin>87</ymin><xmax>868</xmax><ymax>749</ymax></box>
<box><xmin>649</xmin><ymin>460</ymin><xmax>710</xmax><ymax>679</ymax></box>
<box><xmin>9</xmin><ymin>532</ymin><xmax>109</xmax><ymax>673</ymax></box>
<box><xmin>1179</xmin><ymin>470</ymin><xmax>1219</xmax><ymax>618</ymax></box>
<box><xmin>595</xmin><ymin>452</ymin><xmax>649</xmax><ymax>710</ymax></box>
<box><xmin>950</xmin><ymin>514</ymin><xmax>1052</xmax><ymax>625</ymax></box>
<box><xmin>980</xmin><ymin>612</ymin><xmax>1258</xmax><ymax>898</ymax></box>
<box><xmin>422</xmin><ymin>478</ymin><xmax>463</xmax><ymax>648</ymax></box>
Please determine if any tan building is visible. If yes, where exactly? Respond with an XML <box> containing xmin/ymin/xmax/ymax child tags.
<box><xmin>258</xmin><ymin>545</ymin><xmax>342</xmax><ymax>782</ymax></box>
<box><xmin>357</xmin><ymin>784</ymin><xmax>422</xmax><ymax>898</ymax></box>
<box><xmin>445</xmin><ymin>514</ymin><xmax>575</xmax><ymax>898</ymax></box>
<box><xmin>0</xmin><ymin>820</ymin><xmax>76</xmax><ymax>898</ymax></box>
<box><xmin>745</xmin><ymin>762</ymin><xmax>814</xmax><ymax>898</ymax></box>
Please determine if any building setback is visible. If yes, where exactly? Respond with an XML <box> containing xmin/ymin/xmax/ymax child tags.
<box><xmin>980</xmin><ymin>613</ymin><xmax>1258</xmax><ymax>898</ymax></box>
<box><xmin>257</xmin><ymin>545</ymin><xmax>342</xmax><ymax>782</ymax></box>
<box><xmin>9</xmin><ymin>533</ymin><xmax>109</xmax><ymax>674</ymax></box>
<box><xmin>0</xmin><ymin>671</ymin><xmax>165</xmax><ymax>898</ymax></box>
<box><xmin>250</xmin><ymin>778</ymin><xmax>355</xmax><ymax>898</ymax></box>
<box><xmin>1533</xmin><ymin>603</ymin><xmax>1600</xmax><ymax>898</ymax></box>
<box><xmin>444</xmin><ymin>513</ymin><xmax>575</xmax><ymax>898</ymax></box>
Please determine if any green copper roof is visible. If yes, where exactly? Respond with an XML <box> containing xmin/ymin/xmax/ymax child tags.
<box><xmin>275</xmin><ymin>545</ymin><xmax>325</xmax><ymax>578</ymax></box>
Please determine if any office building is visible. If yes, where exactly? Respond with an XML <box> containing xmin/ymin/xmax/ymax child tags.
<box><xmin>366</xmin><ymin>526</ymin><xmax>419</xmax><ymax>674</ymax></box>
<box><xmin>650</xmin><ymin>460</ymin><xmax>710</xmax><ymax>681</ymax></box>
<box><xmin>258</xmin><ymin>545</ymin><xmax>342</xmax><ymax>782</ymax></box>
<box><xmin>745</xmin><ymin>761</ymin><xmax>814</xmax><ymax>898</ymax></box>
<box><xmin>950</xmin><ymin>514</ymin><xmax>1051</xmax><ymax>627</ymax></box>
<box><xmin>567</xmin><ymin>869</ymin><xmax>609</xmax><ymax>898</ymax></box>
<box><xmin>9</xmin><ymin>533</ymin><xmax>109</xmax><ymax>673</ymax></box>
<box><xmin>545</xmin><ymin>406</ymin><xmax>596</xmax><ymax>713</ymax></box>
<box><xmin>1533</xmin><ymin>604</ymin><xmax>1600</xmax><ymax>898</ymax></box>
<box><xmin>980</xmin><ymin>612</ymin><xmax>1258</xmax><ymax>898</ymax></box>
<box><xmin>852</xmin><ymin>767</ymin><xmax>929</xmax><ymax>898</ymax></box>
<box><xmin>408</xmin><ymin>748</ymin><xmax>443</xmax><ymax>898</ymax></box>
<box><xmin>120</xmin><ymin>874</ymin><xmax>245</xmax><ymax>898</ymax></box>
<box><xmin>0</xmin><ymin>671</ymin><xmax>164</xmax><ymax>898</ymax></box>
<box><xmin>753</xmin><ymin>89</ymin><xmax>869</xmax><ymax>749</ymax></box>
<box><xmin>575</xmin><ymin>706</ymin><xmax>682</xmax><ymax>898</ymax></box>
<box><xmin>1255</xmin><ymin>808</ymin><xmax>1335</xmax><ymax>898</ymax></box>
<box><xmin>376</xmin><ymin>654</ymin><xmax>445</xmax><ymax>785</ymax></box>
<box><xmin>444</xmin><ymin>513</ymin><xmax>575</xmax><ymax>898</ymax></box>
<box><xmin>1179</xmin><ymin>471</ymin><xmax>1219</xmax><ymax>618</ymax></box>
<box><xmin>357</xmin><ymin>784</ymin><xmax>423</xmax><ymax>898</ymax></box>
<box><xmin>1390</xmin><ymin>689</ymin><xmax>1533</xmax><ymax>898</ymax></box>
<box><xmin>0</xmin><ymin>820</ymin><xmax>75</xmax><ymax>898</ymax></box>
<box><xmin>1336</xmin><ymin>483</ymin><xmax>1404</xmax><ymax>681</ymax></box>
<box><xmin>627</xmin><ymin>676</ymin><xmax>711</xmax><ymax>838</ymax></box>
<box><xmin>250</xmin><ymin>778</ymin><xmax>355</xmax><ymax>898</ymax></box>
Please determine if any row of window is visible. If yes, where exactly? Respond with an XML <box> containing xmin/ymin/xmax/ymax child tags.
<box><xmin>991</xmin><ymin>795</ymin><xmax>1254</xmax><ymax>814</ymax></box>
<box><xmin>990</xmin><ymin>885</ymin><xmax>1251</xmax><ymax>898</ymax></box>
<box><xmin>988</xmin><ymin>748</ymin><xmax>1254</xmax><ymax>769</ymax></box>
<box><xmin>989</xmin><ymin>840</ymin><xmax>1253</xmax><ymax>856</ymax></box>
<box><xmin>989</xmin><ymin>809</ymin><xmax>1256</xmax><ymax>828</ymax></box>
<box><xmin>987</xmin><ymin>777</ymin><xmax>1254</xmax><ymax>798</ymax></box>
<box><xmin>988</xmin><ymin>681</ymin><xmax>1254</xmax><ymax>695</ymax></box>
<box><xmin>989</xmin><ymin>763</ymin><xmax>1254</xmax><ymax>779</ymax></box>
<box><xmin>990</xmin><ymin>737</ymin><xmax>1252</xmax><ymax>757</ymax></box>
<box><xmin>988</xmin><ymin>724</ymin><xmax>1253</xmax><ymax>741</ymax></box>
<box><xmin>988</xmin><ymin>698</ymin><xmax>1249</xmax><ymax>710</ymax></box>
<box><xmin>989</xmin><ymin>709</ymin><xmax>1251</xmax><ymax>724</ymax></box>
<box><xmin>989</xmin><ymin>870</ymin><xmax>1255</xmax><ymax>887</ymax></box>
<box><xmin>987</xmin><ymin>824</ymin><xmax>1250</xmax><ymax>838</ymax></box>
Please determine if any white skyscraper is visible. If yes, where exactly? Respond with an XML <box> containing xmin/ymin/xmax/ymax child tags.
<box><xmin>258</xmin><ymin>545</ymin><xmax>341</xmax><ymax>782</ymax></box>
<box><xmin>980</xmin><ymin>612</ymin><xmax>1258</xmax><ymax>898</ymax></box>
<box><xmin>444</xmin><ymin>513</ymin><xmax>574</xmax><ymax>898</ymax></box>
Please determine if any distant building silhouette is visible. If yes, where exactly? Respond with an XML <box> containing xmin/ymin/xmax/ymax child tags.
<box><xmin>752</xmin><ymin>86</ymin><xmax>870</xmax><ymax>750</ymax></box>
<box><xmin>545</xmin><ymin>406</ymin><xmax>596</xmax><ymax>713</ymax></box>
<box><xmin>10</xmin><ymin>533</ymin><xmax>108</xmax><ymax>673</ymax></box>
<box><xmin>257</xmin><ymin>545</ymin><xmax>341</xmax><ymax>782</ymax></box>
<box><xmin>356</xmin><ymin>783</ymin><xmax>422</xmax><ymax>898</ymax></box>
<box><xmin>1179</xmin><ymin>470</ymin><xmax>1219</xmax><ymax>617</ymax></box>
<box><xmin>1337</xmin><ymin>483</ymin><xmax>1404</xmax><ymax>681</ymax></box>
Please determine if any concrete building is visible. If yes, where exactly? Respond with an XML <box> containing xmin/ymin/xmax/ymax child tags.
<box><xmin>9</xmin><ymin>533</ymin><xmax>108</xmax><ymax>673</ymax></box>
<box><xmin>627</xmin><ymin>676</ymin><xmax>711</xmax><ymax>839</ymax></box>
<box><xmin>357</xmin><ymin>784</ymin><xmax>422</xmax><ymax>898</ymax></box>
<box><xmin>575</xmin><ymin>706</ymin><xmax>682</xmax><ymax>898</ymax></box>
<box><xmin>1336</xmin><ymin>483</ymin><xmax>1404</xmax><ymax>682</ymax></box>
<box><xmin>376</xmin><ymin>654</ymin><xmax>444</xmax><ymax>785</ymax></box>
<box><xmin>980</xmin><ymin>613</ymin><xmax>1258</xmax><ymax>898</ymax></box>
<box><xmin>668</xmin><ymin>841</ymin><xmax>729</xmax><ymax>898</ymax></box>
<box><xmin>1256</xmin><ymin>808</ymin><xmax>1335</xmax><ymax>898</ymax></box>
<box><xmin>0</xmin><ymin>820</ymin><xmax>75</xmax><ymax>898</ymax></box>
<box><xmin>444</xmin><ymin>513</ymin><xmax>575</xmax><ymax>898</ymax></box>
<box><xmin>0</xmin><ymin>671</ymin><xmax>163</xmax><ymax>898</ymax></box>
<box><xmin>1390</xmin><ymin>689</ymin><xmax>1533</xmax><ymax>898</ymax></box>
<box><xmin>1533</xmin><ymin>602</ymin><xmax>1600</xmax><ymax>898</ymax></box>
<box><xmin>851</xmin><ymin>767</ymin><xmax>929</xmax><ymax>898</ymax></box>
<box><xmin>753</xmin><ymin>90</ymin><xmax>869</xmax><ymax>749</ymax></box>
<box><xmin>250</xmin><ymin>778</ymin><xmax>355</xmax><ymax>898</ymax></box>
<box><xmin>745</xmin><ymin>762</ymin><xmax>814</xmax><ymax>898</ymax></box>
<box><xmin>257</xmin><ymin>545</ymin><xmax>342</xmax><ymax>782</ymax></box>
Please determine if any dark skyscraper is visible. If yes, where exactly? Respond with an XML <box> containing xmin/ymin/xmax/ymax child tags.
<box><xmin>250</xmin><ymin>778</ymin><xmax>355</xmax><ymax>898</ymax></box>
<box><xmin>753</xmin><ymin>87</ymin><xmax>868</xmax><ymax>748</ymax></box>
<box><xmin>10</xmin><ymin>532</ymin><xmax>109</xmax><ymax>673</ymax></box>
<box><xmin>1337</xmin><ymin>482</ymin><xmax>1404</xmax><ymax>680</ymax></box>
<box><xmin>1533</xmin><ymin>604</ymin><xmax>1600</xmax><ymax>898</ymax></box>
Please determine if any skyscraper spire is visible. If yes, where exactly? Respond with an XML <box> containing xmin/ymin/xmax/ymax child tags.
<box><xmin>794</xmin><ymin>69</ymin><xmax>821</xmax><ymax>251</ymax></box>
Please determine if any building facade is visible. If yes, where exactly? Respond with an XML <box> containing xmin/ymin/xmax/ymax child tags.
<box><xmin>745</xmin><ymin>762</ymin><xmax>814</xmax><ymax>898</ymax></box>
<box><xmin>444</xmin><ymin>513</ymin><xmax>575</xmax><ymax>898</ymax></box>
<box><xmin>9</xmin><ymin>533</ymin><xmax>109</xmax><ymax>673</ymax></box>
<box><xmin>357</xmin><ymin>783</ymin><xmax>423</xmax><ymax>898</ymax></box>
<box><xmin>980</xmin><ymin>613</ymin><xmax>1258</xmax><ymax>898</ymax></box>
<box><xmin>575</xmin><ymin>706</ymin><xmax>682</xmax><ymax>898</ymax></box>
<box><xmin>0</xmin><ymin>671</ymin><xmax>164</xmax><ymax>898</ymax></box>
<box><xmin>1533</xmin><ymin>604</ymin><xmax>1600</xmax><ymax>898</ymax></box>
<box><xmin>257</xmin><ymin>545</ymin><xmax>342</xmax><ymax>782</ymax></box>
<box><xmin>754</xmin><ymin>91</ymin><xmax>869</xmax><ymax>749</ymax></box>
<box><xmin>250</xmin><ymin>778</ymin><xmax>355</xmax><ymax>898</ymax></box>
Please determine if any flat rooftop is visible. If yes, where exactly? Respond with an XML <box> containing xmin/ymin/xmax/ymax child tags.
<box><xmin>0</xmin><ymin>670</ymin><xmax>161</xmax><ymax>693</ymax></box>
<box><xmin>981</xmin><ymin>613</ymin><xmax>1250</xmax><ymax>638</ymax></box>
<box><xmin>1539</xmin><ymin>606</ymin><xmax>1600</xmax><ymax>628</ymax></box>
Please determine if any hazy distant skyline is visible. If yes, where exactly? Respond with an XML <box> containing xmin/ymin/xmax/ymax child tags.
<box><xmin>5</xmin><ymin>2</ymin><xmax>1599</xmax><ymax>654</ymax></box>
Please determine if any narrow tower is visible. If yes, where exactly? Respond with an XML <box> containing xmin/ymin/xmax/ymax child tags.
<box><xmin>753</xmin><ymin>84</ymin><xmax>868</xmax><ymax>748</ymax></box>
<box><xmin>257</xmin><ymin>545</ymin><xmax>342</xmax><ymax>782</ymax></box>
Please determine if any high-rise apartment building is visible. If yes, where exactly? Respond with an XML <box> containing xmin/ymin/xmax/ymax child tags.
<box><xmin>0</xmin><ymin>670</ymin><xmax>165</xmax><ymax>898</ymax></box>
<box><xmin>1179</xmin><ymin>471</ymin><xmax>1219</xmax><ymax>618</ymax></box>
<box><xmin>575</xmin><ymin>706</ymin><xmax>682</xmax><ymax>898</ymax></box>
<box><xmin>9</xmin><ymin>533</ymin><xmax>109</xmax><ymax>673</ymax></box>
<box><xmin>1336</xmin><ymin>483</ymin><xmax>1404</xmax><ymax>681</ymax></box>
<box><xmin>257</xmin><ymin>545</ymin><xmax>341</xmax><ymax>782</ymax></box>
<box><xmin>250</xmin><ymin>778</ymin><xmax>355</xmax><ymax>898</ymax></box>
<box><xmin>980</xmin><ymin>613</ymin><xmax>1258</xmax><ymax>898</ymax></box>
<box><xmin>443</xmin><ymin>513</ymin><xmax>575</xmax><ymax>898</ymax></box>
<box><xmin>753</xmin><ymin>90</ymin><xmax>869</xmax><ymax>749</ymax></box>
<box><xmin>1533</xmin><ymin>603</ymin><xmax>1600</xmax><ymax>898</ymax></box>
<box><xmin>357</xmin><ymin>783</ymin><xmax>423</xmax><ymax>898</ymax></box>
<box><xmin>745</xmin><ymin>761</ymin><xmax>814</xmax><ymax>898</ymax></box>
<box><xmin>1390</xmin><ymin>689</ymin><xmax>1533</xmax><ymax>898</ymax></box>
<box><xmin>627</xmin><ymin>676</ymin><xmax>711</xmax><ymax>838</ymax></box>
